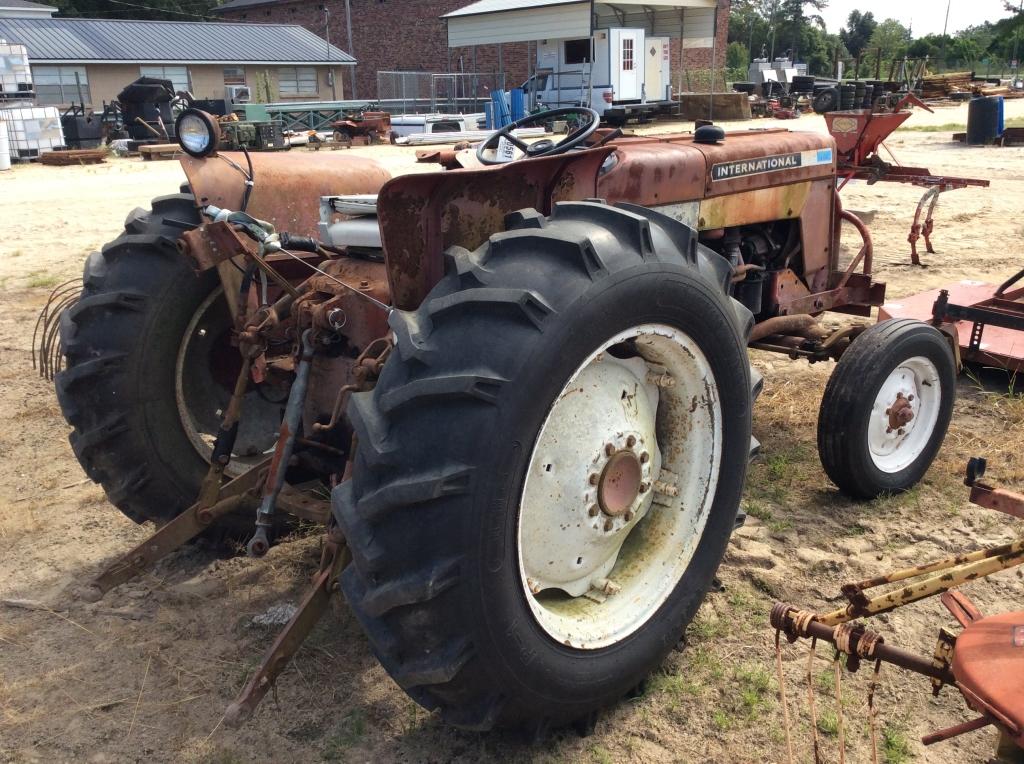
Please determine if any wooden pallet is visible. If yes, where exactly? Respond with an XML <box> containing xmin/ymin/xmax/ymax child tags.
<box><xmin>139</xmin><ymin>143</ymin><xmax>182</xmax><ymax>161</ymax></box>
<box><xmin>39</xmin><ymin>148</ymin><xmax>108</xmax><ymax>166</ymax></box>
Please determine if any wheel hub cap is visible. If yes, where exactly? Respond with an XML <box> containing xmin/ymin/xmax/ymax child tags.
<box><xmin>598</xmin><ymin>450</ymin><xmax>643</xmax><ymax>517</ymax></box>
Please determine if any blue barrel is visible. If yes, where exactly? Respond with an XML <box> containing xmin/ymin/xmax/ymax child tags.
<box><xmin>510</xmin><ymin>88</ymin><xmax>525</xmax><ymax>121</ymax></box>
<box><xmin>967</xmin><ymin>96</ymin><xmax>1001</xmax><ymax>145</ymax></box>
<box><xmin>997</xmin><ymin>95</ymin><xmax>1005</xmax><ymax>135</ymax></box>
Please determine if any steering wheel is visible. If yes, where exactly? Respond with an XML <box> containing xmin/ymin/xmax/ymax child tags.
<box><xmin>476</xmin><ymin>107</ymin><xmax>601</xmax><ymax>166</ymax></box>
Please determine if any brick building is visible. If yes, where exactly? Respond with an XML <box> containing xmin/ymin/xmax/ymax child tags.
<box><xmin>213</xmin><ymin>0</ymin><xmax>730</xmax><ymax>101</ymax></box>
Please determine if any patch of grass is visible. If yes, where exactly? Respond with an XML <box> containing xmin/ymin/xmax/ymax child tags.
<box><xmin>712</xmin><ymin>708</ymin><xmax>732</xmax><ymax>731</ymax></box>
<box><xmin>687</xmin><ymin>613</ymin><xmax>727</xmax><ymax>642</ymax></box>
<box><xmin>590</xmin><ymin>745</ymin><xmax>615</xmax><ymax>764</ymax></box>
<box><xmin>25</xmin><ymin>271</ymin><xmax>61</xmax><ymax>289</ymax></box>
<box><xmin>882</xmin><ymin>722</ymin><xmax>914</xmax><ymax>764</ymax></box>
<box><xmin>735</xmin><ymin>663</ymin><xmax>773</xmax><ymax>719</ymax></box>
<box><xmin>744</xmin><ymin>500</ymin><xmax>793</xmax><ymax>533</ymax></box>
<box><xmin>9</xmin><ymin>249</ymin><xmax>22</xmax><ymax>258</ymax></box>
<box><xmin>198</xmin><ymin>750</ymin><xmax>243</xmax><ymax>764</ymax></box>
<box><xmin>648</xmin><ymin>668</ymin><xmax>702</xmax><ymax>701</ymax></box>
<box><xmin>817</xmin><ymin>709</ymin><xmax>839</xmax><ymax>737</ymax></box>
<box><xmin>323</xmin><ymin>709</ymin><xmax>367</xmax><ymax>761</ymax></box>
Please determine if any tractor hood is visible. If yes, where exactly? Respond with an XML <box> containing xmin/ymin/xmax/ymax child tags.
<box><xmin>181</xmin><ymin>151</ymin><xmax>392</xmax><ymax>238</ymax></box>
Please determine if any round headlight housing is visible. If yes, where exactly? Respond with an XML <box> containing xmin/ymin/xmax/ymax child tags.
<box><xmin>175</xmin><ymin>109</ymin><xmax>220</xmax><ymax>158</ymax></box>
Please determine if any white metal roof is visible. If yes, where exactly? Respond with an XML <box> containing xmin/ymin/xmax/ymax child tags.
<box><xmin>443</xmin><ymin>0</ymin><xmax>716</xmax><ymax>17</ymax></box>
<box><xmin>445</xmin><ymin>0</ymin><xmax>718</xmax><ymax>48</ymax></box>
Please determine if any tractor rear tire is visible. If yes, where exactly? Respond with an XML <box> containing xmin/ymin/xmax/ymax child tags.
<box><xmin>334</xmin><ymin>202</ymin><xmax>755</xmax><ymax>731</ymax></box>
<box><xmin>57</xmin><ymin>193</ymin><xmax>281</xmax><ymax>526</ymax></box>
<box><xmin>817</xmin><ymin>319</ymin><xmax>956</xmax><ymax>500</ymax></box>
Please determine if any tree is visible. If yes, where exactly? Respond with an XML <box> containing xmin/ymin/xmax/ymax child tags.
<box><xmin>840</xmin><ymin>10</ymin><xmax>877</xmax><ymax>60</ymax></box>
<box><xmin>51</xmin><ymin>0</ymin><xmax>219</xmax><ymax>20</ymax></box>
<box><xmin>726</xmin><ymin>41</ymin><xmax>750</xmax><ymax>72</ymax></box>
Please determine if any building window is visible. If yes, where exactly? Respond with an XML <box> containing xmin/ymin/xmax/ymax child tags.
<box><xmin>564</xmin><ymin>39</ymin><xmax>591</xmax><ymax>65</ymax></box>
<box><xmin>33</xmin><ymin>65</ymin><xmax>90</xmax><ymax>105</ymax></box>
<box><xmin>223</xmin><ymin>67</ymin><xmax>246</xmax><ymax>85</ymax></box>
<box><xmin>278</xmin><ymin>66</ymin><xmax>318</xmax><ymax>97</ymax></box>
<box><xmin>622</xmin><ymin>38</ymin><xmax>634</xmax><ymax>71</ymax></box>
<box><xmin>140</xmin><ymin>65</ymin><xmax>190</xmax><ymax>94</ymax></box>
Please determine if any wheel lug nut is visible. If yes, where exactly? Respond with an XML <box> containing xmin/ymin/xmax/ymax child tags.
<box><xmin>886</xmin><ymin>427</ymin><xmax>893</xmax><ymax>434</ymax></box>
<box><xmin>885</xmin><ymin>408</ymin><xmax>891</xmax><ymax>415</ymax></box>
<box><xmin>625</xmin><ymin>511</ymin><xmax>634</xmax><ymax>522</ymax></box>
<box><xmin>908</xmin><ymin>395</ymin><xmax>915</xmax><ymax>402</ymax></box>
<box><xmin>603</xmin><ymin>518</ymin><xmax>614</xmax><ymax>532</ymax></box>
<box><xmin>640</xmin><ymin>452</ymin><xmax>650</xmax><ymax>464</ymax></box>
<box><xmin>639</xmin><ymin>483</ymin><xmax>649</xmax><ymax>493</ymax></box>
<box><xmin>898</xmin><ymin>428</ymin><xmax>906</xmax><ymax>435</ymax></box>
<box><xmin>605</xmin><ymin>443</ymin><xmax>615</xmax><ymax>457</ymax></box>
<box><xmin>626</xmin><ymin>436</ymin><xmax>636</xmax><ymax>448</ymax></box>
<box><xmin>589</xmin><ymin>474</ymin><xmax>599</xmax><ymax>485</ymax></box>
<box><xmin>588</xmin><ymin>505</ymin><xmax>600</xmax><ymax>517</ymax></box>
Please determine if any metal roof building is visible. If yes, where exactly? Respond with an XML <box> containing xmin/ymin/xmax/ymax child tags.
<box><xmin>0</xmin><ymin>17</ymin><xmax>354</xmax><ymax>65</ymax></box>
<box><xmin>0</xmin><ymin>15</ymin><xmax>354</xmax><ymax>106</ymax></box>
<box><xmin>0</xmin><ymin>0</ymin><xmax>56</xmax><ymax>19</ymax></box>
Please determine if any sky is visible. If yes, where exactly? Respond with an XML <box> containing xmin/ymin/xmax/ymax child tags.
<box><xmin>818</xmin><ymin>0</ymin><xmax>1018</xmax><ymax>37</ymax></box>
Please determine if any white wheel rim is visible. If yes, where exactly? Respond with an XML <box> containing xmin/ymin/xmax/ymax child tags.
<box><xmin>867</xmin><ymin>356</ymin><xmax>942</xmax><ymax>474</ymax></box>
<box><xmin>517</xmin><ymin>324</ymin><xmax>722</xmax><ymax>649</ymax></box>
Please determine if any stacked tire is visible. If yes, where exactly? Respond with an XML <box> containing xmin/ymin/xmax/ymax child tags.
<box><xmin>840</xmin><ymin>83</ymin><xmax>858</xmax><ymax>110</ymax></box>
<box><xmin>791</xmin><ymin>76</ymin><xmax>815</xmax><ymax>96</ymax></box>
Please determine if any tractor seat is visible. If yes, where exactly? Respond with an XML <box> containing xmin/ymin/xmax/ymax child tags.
<box><xmin>951</xmin><ymin>611</ymin><xmax>1024</xmax><ymax>737</ymax></box>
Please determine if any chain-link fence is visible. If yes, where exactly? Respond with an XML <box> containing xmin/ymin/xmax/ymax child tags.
<box><xmin>376</xmin><ymin>71</ymin><xmax>504</xmax><ymax>113</ymax></box>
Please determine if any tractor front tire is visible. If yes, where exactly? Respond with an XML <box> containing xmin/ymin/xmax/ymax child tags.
<box><xmin>817</xmin><ymin>319</ymin><xmax>956</xmax><ymax>500</ymax></box>
<box><xmin>334</xmin><ymin>202</ymin><xmax>755</xmax><ymax>731</ymax></box>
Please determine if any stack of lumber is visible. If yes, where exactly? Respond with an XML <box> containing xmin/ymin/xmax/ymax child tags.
<box><xmin>921</xmin><ymin>72</ymin><xmax>973</xmax><ymax>98</ymax></box>
<box><xmin>39</xmin><ymin>148</ymin><xmax>107</xmax><ymax>165</ymax></box>
<box><xmin>139</xmin><ymin>143</ymin><xmax>182</xmax><ymax>161</ymax></box>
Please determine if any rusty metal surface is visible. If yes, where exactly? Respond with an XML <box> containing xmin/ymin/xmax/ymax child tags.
<box><xmin>921</xmin><ymin>715</ymin><xmax>996</xmax><ymax>746</ymax></box>
<box><xmin>879</xmin><ymin>281</ymin><xmax>1024</xmax><ymax>372</ymax></box>
<box><xmin>224</xmin><ymin>528</ymin><xmax>350</xmax><ymax>728</ymax></box>
<box><xmin>181</xmin><ymin>152</ymin><xmax>391</xmax><ymax>238</ymax></box>
<box><xmin>798</xmin><ymin>178</ymin><xmax>837</xmax><ymax>293</ymax></box>
<box><xmin>179</xmin><ymin>219</ymin><xmax>258</xmax><ymax>272</ymax></box>
<box><xmin>776</xmin><ymin>273</ymin><xmax>885</xmax><ymax>317</ymax></box>
<box><xmin>378</xmin><ymin>148</ymin><xmax>613</xmax><ymax>311</ymax></box>
<box><xmin>770</xmin><ymin>603</ymin><xmax>955</xmax><ymax>682</ymax></box>
<box><xmin>79</xmin><ymin>460</ymin><xmax>270</xmax><ymax>602</ymax></box>
<box><xmin>697</xmin><ymin>182</ymin><xmax>810</xmax><ymax>230</ymax></box>
<box><xmin>952</xmin><ymin>612</ymin><xmax>1024</xmax><ymax>744</ymax></box>
<box><xmin>969</xmin><ymin>483</ymin><xmax>1024</xmax><ymax>520</ymax></box>
<box><xmin>597</xmin><ymin>142</ymin><xmax>707</xmax><ymax>205</ymax></box>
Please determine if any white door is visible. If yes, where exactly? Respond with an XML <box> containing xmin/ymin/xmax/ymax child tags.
<box><xmin>610</xmin><ymin>29</ymin><xmax>643</xmax><ymax>101</ymax></box>
<box><xmin>645</xmin><ymin>37</ymin><xmax>671</xmax><ymax>102</ymax></box>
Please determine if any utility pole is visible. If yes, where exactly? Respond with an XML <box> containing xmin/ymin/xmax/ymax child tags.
<box><xmin>320</xmin><ymin>4</ymin><xmax>337</xmax><ymax>100</ymax></box>
<box><xmin>939</xmin><ymin>0</ymin><xmax>951</xmax><ymax>72</ymax></box>
<box><xmin>1012</xmin><ymin>0</ymin><xmax>1023</xmax><ymax>81</ymax></box>
<box><xmin>344</xmin><ymin>0</ymin><xmax>357</xmax><ymax>100</ymax></box>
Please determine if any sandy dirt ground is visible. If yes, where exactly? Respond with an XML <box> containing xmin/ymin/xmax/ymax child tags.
<box><xmin>1</xmin><ymin>100</ymin><xmax>1022</xmax><ymax>764</ymax></box>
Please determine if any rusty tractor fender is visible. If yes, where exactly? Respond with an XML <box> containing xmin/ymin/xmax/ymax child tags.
<box><xmin>377</xmin><ymin>147</ymin><xmax>614</xmax><ymax>311</ymax></box>
<box><xmin>180</xmin><ymin>151</ymin><xmax>392</xmax><ymax>239</ymax></box>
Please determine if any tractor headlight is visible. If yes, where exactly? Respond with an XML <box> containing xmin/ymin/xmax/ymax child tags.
<box><xmin>175</xmin><ymin>109</ymin><xmax>220</xmax><ymax>158</ymax></box>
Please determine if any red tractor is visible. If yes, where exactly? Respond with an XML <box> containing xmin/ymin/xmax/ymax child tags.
<box><xmin>46</xmin><ymin>107</ymin><xmax>957</xmax><ymax>731</ymax></box>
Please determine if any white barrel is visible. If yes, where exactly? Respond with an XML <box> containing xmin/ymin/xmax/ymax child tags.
<box><xmin>0</xmin><ymin>121</ymin><xmax>10</xmax><ymax>171</ymax></box>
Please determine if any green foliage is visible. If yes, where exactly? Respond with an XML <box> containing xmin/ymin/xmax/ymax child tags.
<box><xmin>840</xmin><ymin>10</ymin><xmax>878</xmax><ymax>59</ymax></box>
<box><xmin>52</xmin><ymin>0</ymin><xmax>219</xmax><ymax>21</ymax></box>
<box><xmin>727</xmin><ymin>41</ymin><xmax>750</xmax><ymax>71</ymax></box>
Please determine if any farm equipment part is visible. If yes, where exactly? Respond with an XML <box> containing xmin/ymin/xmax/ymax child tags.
<box><xmin>43</xmin><ymin>105</ymin><xmax>960</xmax><ymax>732</ymax></box>
<box><xmin>330</xmin><ymin>110</ymin><xmax>394</xmax><ymax>146</ymax></box>
<box><xmin>770</xmin><ymin>458</ymin><xmax>1024</xmax><ymax>762</ymax></box>
<box><xmin>879</xmin><ymin>268</ymin><xmax>1024</xmax><ymax>373</ymax></box>
<box><xmin>825</xmin><ymin>95</ymin><xmax>990</xmax><ymax>265</ymax></box>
